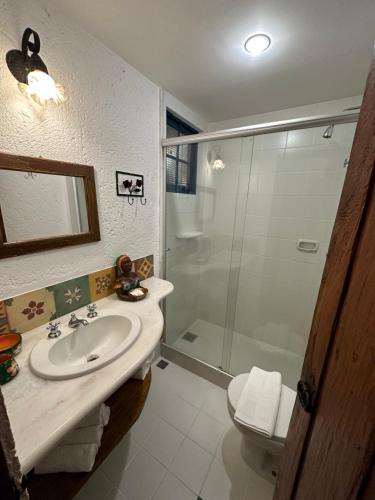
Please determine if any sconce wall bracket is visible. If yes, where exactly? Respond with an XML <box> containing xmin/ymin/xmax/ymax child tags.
<box><xmin>6</xmin><ymin>28</ymin><xmax>48</xmax><ymax>84</ymax></box>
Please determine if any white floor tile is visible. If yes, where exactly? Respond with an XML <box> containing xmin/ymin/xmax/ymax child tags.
<box><xmin>144</xmin><ymin>419</ymin><xmax>184</xmax><ymax>467</ymax></box>
<box><xmin>215</xmin><ymin>425</ymin><xmax>246</xmax><ymax>469</ymax></box>
<box><xmin>129</xmin><ymin>407</ymin><xmax>161</xmax><ymax>446</ymax></box>
<box><xmin>202</xmin><ymin>385</ymin><xmax>233</xmax><ymax>427</ymax></box>
<box><xmin>106</xmin><ymin>488</ymin><xmax>130</xmax><ymax>500</ymax></box>
<box><xmin>74</xmin><ymin>468</ymin><xmax>113</xmax><ymax>500</ymax></box>
<box><xmin>164</xmin><ymin>362</ymin><xmax>214</xmax><ymax>408</ymax></box>
<box><xmin>170</xmin><ymin>438</ymin><xmax>212</xmax><ymax>494</ymax></box>
<box><xmin>203</xmin><ymin>451</ymin><xmax>274</xmax><ymax>500</ymax></box>
<box><xmin>152</xmin><ymin>473</ymin><xmax>196</xmax><ymax>500</ymax></box>
<box><xmin>201</xmin><ymin>457</ymin><xmax>259</xmax><ymax>500</ymax></box>
<box><xmin>101</xmin><ymin>434</ymin><xmax>141</xmax><ymax>484</ymax></box>
<box><xmin>188</xmin><ymin>411</ymin><xmax>225</xmax><ymax>454</ymax></box>
<box><xmin>201</xmin><ymin>458</ymin><xmax>245</xmax><ymax>500</ymax></box>
<box><xmin>153</xmin><ymin>391</ymin><xmax>199</xmax><ymax>434</ymax></box>
<box><xmin>119</xmin><ymin>450</ymin><xmax>167</xmax><ymax>500</ymax></box>
<box><xmin>75</xmin><ymin>359</ymin><xmax>271</xmax><ymax>500</ymax></box>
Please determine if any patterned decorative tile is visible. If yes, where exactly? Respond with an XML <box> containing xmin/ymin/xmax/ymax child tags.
<box><xmin>5</xmin><ymin>289</ymin><xmax>56</xmax><ymax>334</ymax></box>
<box><xmin>88</xmin><ymin>267</ymin><xmax>116</xmax><ymax>301</ymax></box>
<box><xmin>135</xmin><ymin>255</ymin><xmax>154</xmax><ymax>280</ymax></box>
<box><xmin>1</xmin><ymin>255</ymin><xmax>152</xmax><ymax>336</ymax></box>
<box><xmin>49</xmin><ymin>275</ymin><xmax>91</xmax><ymax>317</ymax></box>
<box><xmin>0</xmin><ymin>301</ymin><xmax>11</xmax><ymax>335</ymax></box>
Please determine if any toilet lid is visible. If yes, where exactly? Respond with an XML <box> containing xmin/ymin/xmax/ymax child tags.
<box><xmin>228</xmin><ymin>373</ymin><xmax>296</xmax><ymax>440</ymax></box>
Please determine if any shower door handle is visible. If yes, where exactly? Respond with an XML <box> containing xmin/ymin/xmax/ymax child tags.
<box><xmin>297</xmin><ymin>380</ymin><xmax>314</xmax><ymax>413</ymax></box>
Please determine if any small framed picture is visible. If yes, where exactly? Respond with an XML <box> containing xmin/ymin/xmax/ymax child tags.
<box><xmin>116</xmin><ymin>171</ymin><xmax>144</xmax><ymax>197</ymax></box>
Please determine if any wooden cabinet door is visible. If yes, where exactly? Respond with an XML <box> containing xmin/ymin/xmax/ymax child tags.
<box><xmin>274</xmin><ymin>50</ymin><xmax>375</xmax><ymax>500</ymax></box>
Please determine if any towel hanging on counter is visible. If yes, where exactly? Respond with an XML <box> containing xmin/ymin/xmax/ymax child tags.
<box><xmin>78</xmin><ymin>403</ymin><xmax>110</xmax><ymax>427</ymax></box>
<box><xmin>59</xmin><ymin>424</ymin><xmax>104</xmax><ymax>446</ymax></box>
<box><xmin>34</xmin><ymin>443</ymin><xmax>99</xmax><ymax>474</ymax></box>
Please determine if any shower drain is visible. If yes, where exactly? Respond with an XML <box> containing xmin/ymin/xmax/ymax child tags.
<box><xmin>182</xmin><ymin>332</ymin><xmax>198</xmax><ymax>343</ymax></box>
<box><xmin>87</xmin><ymin>353</ymin><xmax>99</xmax><ymax>362</ymax></box>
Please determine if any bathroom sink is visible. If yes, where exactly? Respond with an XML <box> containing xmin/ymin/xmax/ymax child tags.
<box><xmin>30</xmin><ymin>313</ymin><xmax>141</xmax><ymax>380</ymax></box>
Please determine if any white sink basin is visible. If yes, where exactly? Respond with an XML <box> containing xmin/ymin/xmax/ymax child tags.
<box><xmin>30</xmin><ymin>313</ymin><xmax>141</xmax><ymax>380</ymax></box>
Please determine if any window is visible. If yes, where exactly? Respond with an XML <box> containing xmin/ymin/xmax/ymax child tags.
<box><xmin>166</xmin><ymin>111</ymin><xmax>198</xmax><ymax>194</ymax></box>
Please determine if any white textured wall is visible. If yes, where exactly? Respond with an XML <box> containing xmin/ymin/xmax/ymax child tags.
<box><xmin>0</xmin><ymin>0</ymin><xmax>160</xmax><ymax>299</ymax></box>
<box><xmin>163</xmin><ymin>91</ymin><xmax>208</xmax><ymax>134</ymax></box>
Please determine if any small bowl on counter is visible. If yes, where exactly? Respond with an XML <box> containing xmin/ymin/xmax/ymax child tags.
<box><xmin>0</xmin><ymin>333</ymin><xmax>22</xmax><ymax>358</ymax></box>
<box><xmin>0</xmin><ymin>353</ymin><xmax>19</xmax><ymax>385</ymax></box>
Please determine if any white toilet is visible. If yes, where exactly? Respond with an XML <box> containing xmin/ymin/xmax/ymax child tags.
<box><xmin>227</xmin><ymin>373</ymin><xmax>296</xmax><ymax>478</ymax></box>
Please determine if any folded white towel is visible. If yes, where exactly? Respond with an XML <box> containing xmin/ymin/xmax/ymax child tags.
<box><xmin>35</xmin><ymin>444</ymin><xmax>99</xmax><ymax>474</ymax></box>
<box><xmin>78</xmin><ymin>404</ymin><xmax>110</xmax><ymax>428</ymax></box>
<box><xmin>59</xmin><ymin>424</ymin><xmax>104</xmax><ymax>446</ymax></box>
<box><xmin>132</xmin><ymin>351</ymin><xmax>154</xmax><ymax>380</ymax></box>
<box><xmin>234</xmin><ymin>366</ymin><xmax>282</xmax><ymax>438</ymax></box>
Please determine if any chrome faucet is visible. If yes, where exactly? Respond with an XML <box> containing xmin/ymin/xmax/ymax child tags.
<box><xmin>47</xmin><ymin>321</ymin><xmax>61</xmax><ymax>339</ymax></box>
<box><xmin>68</xmin><ymin>313</ymin><xmax>88</xmax><ymax>329</ymax></box>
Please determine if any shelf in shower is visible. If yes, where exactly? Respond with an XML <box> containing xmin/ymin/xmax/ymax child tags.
<box><xmin>176</xmin><ymin>231</ymin><xmax>203</xmax><ymax>239</ymax></box>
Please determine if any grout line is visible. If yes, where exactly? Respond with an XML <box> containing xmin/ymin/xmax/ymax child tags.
<box><xmin>198</xmin><ymin>445</ymin><xmax>217</xmax><ymax>498</ymax></box>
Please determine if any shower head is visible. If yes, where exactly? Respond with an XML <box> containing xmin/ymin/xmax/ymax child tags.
<box><xmin>322</xmin><ymin>124</ymin><xmax>334</xmax><ymax>139</ymax></box>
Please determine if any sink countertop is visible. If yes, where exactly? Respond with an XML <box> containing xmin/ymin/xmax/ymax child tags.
<box><xmin>1</xmin><ymin>277</ymin><xmax>173</xmax><ymax>474</ymax></box>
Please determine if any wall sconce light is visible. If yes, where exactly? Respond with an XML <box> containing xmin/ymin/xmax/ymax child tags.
<box><xmin>208</xmin><ymin>146</ymin><xmax>225</xmax><ymax>171</ymax></box>
<box><xmin>212</xmin><ymin>158</ymin><xmax>225</xmax><ymax>170</ymax></box>
<box><xmin>6</xmin><ymin>28</ymin><xmax>65</xmax><ymax>105</ymax></box>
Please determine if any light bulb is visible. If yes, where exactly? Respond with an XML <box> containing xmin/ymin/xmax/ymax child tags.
<box><xmin>244</xmin><ymin>34</ymin><xmax>271</xmax><ymax>56</ymax></box>
<box><xmin>212</xmin><ymin>159</ymin><xmax>225</xmax><ymax>170</ymax></box>
<box><xmin>19</xmin><ymin>70</ymin><xmax>65</xmax><ymax>105</ymax></box>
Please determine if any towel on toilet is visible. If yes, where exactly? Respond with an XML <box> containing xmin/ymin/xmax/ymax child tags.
<box><xmin>59</xmin><ymin>424</ymin><xmax>104</xmax><ymax>446</ymax></box>
<box><xmin>78</xmin><ymin>404</ymin><xmax>110</xmax><ymax>427</ymax></box>
<box><xmin>34</xmin><ymin>443</ymin><xmax>99</xmax><ymax>474</ymax></box>
<box><xmin>234</xmin><ymin>366</ymin><xmax>282</xmax><ymax>438</ymax></box>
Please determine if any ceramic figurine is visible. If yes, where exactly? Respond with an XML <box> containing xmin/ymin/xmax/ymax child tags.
<box><xmin>114</xmin><ymin>254</ymin><xmax>148</xmax><ymax>301</ymax></box>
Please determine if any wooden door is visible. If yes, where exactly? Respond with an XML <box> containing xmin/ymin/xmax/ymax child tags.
<box><xmin>274</xmin><ymin>49</ymin><xmax>375</xmax><ymax>499</ymax></box>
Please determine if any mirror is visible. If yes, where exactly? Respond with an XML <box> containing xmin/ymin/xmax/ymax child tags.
<box><xmin>0</xmin><ymin>152</ymin><xmax>100</xmax><ymax>258</ymax></box>
<box><xmin>0</xmin><ymin>171</ymin><xmax>89</xmax><ymax>241</ymax></box>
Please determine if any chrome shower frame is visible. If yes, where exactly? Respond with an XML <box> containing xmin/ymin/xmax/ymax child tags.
<box><xmin>160</xmin><ymin>111</ymin><xmax>359</xmax><ymax>384</ymax></box>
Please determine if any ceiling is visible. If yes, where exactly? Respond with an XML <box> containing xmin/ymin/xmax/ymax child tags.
<box><xmin>55</xmin><ymin>0</ymin><xmax>375</xmax><ymax>122</ymax></box>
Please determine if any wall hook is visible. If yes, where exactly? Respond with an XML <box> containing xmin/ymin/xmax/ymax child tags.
<box><xmin>128</xmin><ymin>197</ymin><xmax>134</xmax><ymax>205</ymax></box>
<box><xmin>140</xmin><ymin>198</ymin><xmax>147</xmax><ymax>205</ymax></box>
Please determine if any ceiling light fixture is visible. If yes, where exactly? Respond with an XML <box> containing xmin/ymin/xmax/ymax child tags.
<box><xmin>6</xmin><ymin>28</ymin><xmax>65</xmax><ymax>105</ymax></box>
<box><xmin>244</xmin><ymin>34</ymin><xmax>271</xmax><ymax>56</ymax></box>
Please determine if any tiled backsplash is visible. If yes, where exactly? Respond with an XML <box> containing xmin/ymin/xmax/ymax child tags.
<box><xmin>0</xmin><ymin>255</ymin><xmax>154</xmax><ymax>335</ymax></box>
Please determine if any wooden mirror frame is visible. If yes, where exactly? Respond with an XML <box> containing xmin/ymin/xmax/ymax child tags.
<box><xmin>0</xmin><ymin>152</ymin><xmax>101</xmax><ymax>259</ymax></box>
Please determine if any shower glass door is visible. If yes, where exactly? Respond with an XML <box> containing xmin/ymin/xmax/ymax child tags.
<box><xmin>164</xmin><ymin>120</ymin><xmax>356</xmax><ymax>389</ymax></box>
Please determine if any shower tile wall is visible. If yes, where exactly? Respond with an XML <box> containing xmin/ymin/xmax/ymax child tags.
<box><xmin>232</xmin><ymin>123</ymin><xmax>356</xmax><ymax>378</ymax></box>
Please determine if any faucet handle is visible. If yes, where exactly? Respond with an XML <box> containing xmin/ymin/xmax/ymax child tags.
<box><xmin>47</xmin><ymin>321</ymin><xmax>61</xmax><ymax>339</ymax></box>
<box><xmin>87</xmin><ymin>303</ymin><xmax>98</xmax><ymax>318</ymax></box>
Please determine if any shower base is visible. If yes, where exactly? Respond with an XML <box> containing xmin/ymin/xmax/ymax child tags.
<box><xmin>169</xmin><ymin>319</ymin><xmax>303</xmax><ymax>389</ymax></box>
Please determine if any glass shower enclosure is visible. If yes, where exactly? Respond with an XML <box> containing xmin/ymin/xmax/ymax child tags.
<box><xmin>163</xmin><ymin>114</ymin><xmax>358</xmax><ymax>389</ymax></box>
